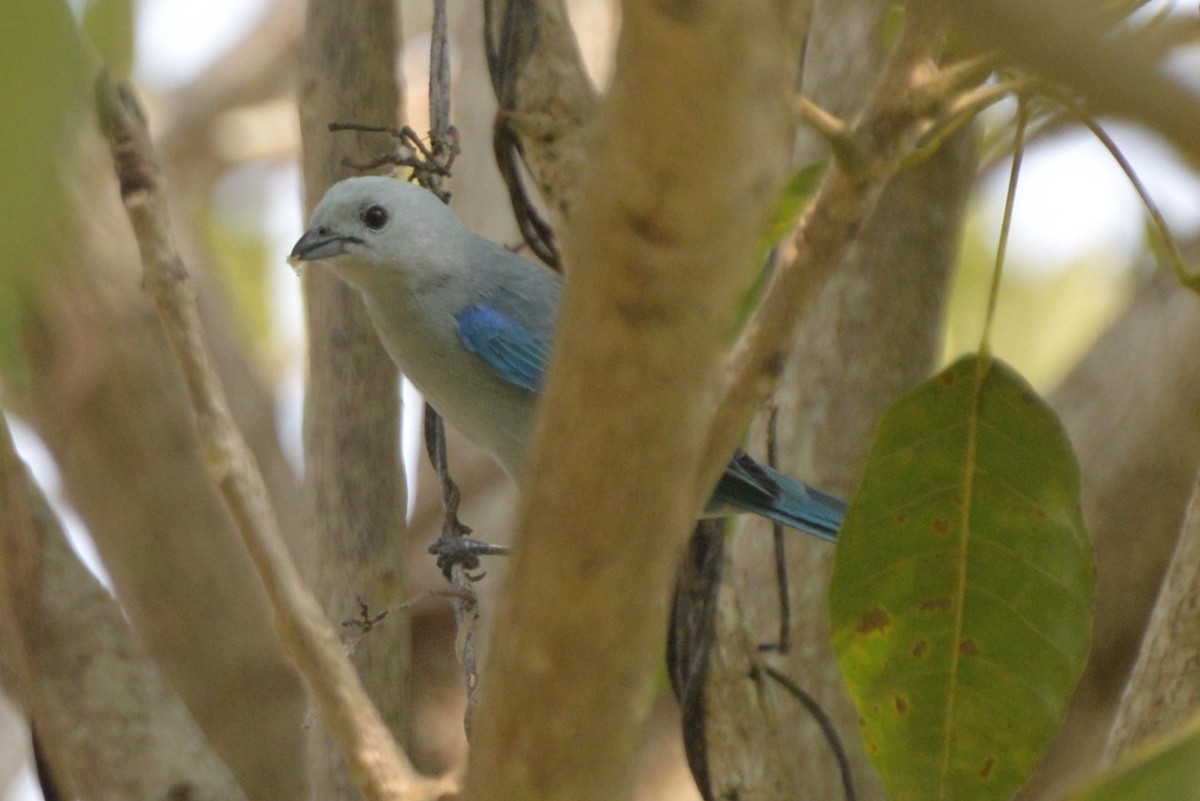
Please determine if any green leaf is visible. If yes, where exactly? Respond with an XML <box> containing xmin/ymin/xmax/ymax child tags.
<box><xmin>883</xmin><ymin>4</ymin><xmax>907</xmax><ymax>50</ymax></box>
<box><xmin>830</xmin><ymin>355</ymin><xmax>1094</xmax><ymax>801</ymax></box>
<box><xmin>0</xmin><ymin>287</ymin><xmax>29</xmax><ymax>395</ymax></box>
<box><xmin>0</xmin><ymin>1</ymin><xmax>87</xmax><ymax>292</ymax></box>
<box><xmin>736</xmin><ymin>160</ymin><xmax>828</xmax><ymax>330</ymax></box>
<box><xmin>762</xmin><ymin>160</ymin><xmax>827</xmax><ymax>249</ymax></box>
<box><xmin>1068</xmin><ymin>717</ymin><xmax>1200</xmax><ymax>801</ymax></box>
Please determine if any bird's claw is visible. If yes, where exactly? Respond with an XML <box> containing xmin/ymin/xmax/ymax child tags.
<box><xmin>428</xmin><ymin>536</ymin><xmax>510</xmax><ymax>580</ymax></box>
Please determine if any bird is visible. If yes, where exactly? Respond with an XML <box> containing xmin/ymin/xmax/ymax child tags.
<box><xmin>290</xmin><ymin>176</ymin><xmax>845</xmax><ymax>541</ymax></box>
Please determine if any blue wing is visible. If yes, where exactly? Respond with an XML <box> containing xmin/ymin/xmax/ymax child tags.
<box><xmin>456</xmin><ymin>303</ymin><xmax>552</xmax><ymax>393</ymax></box>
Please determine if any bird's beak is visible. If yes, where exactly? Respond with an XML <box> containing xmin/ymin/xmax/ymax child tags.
<box><xmin>287</xmin><ymin>227</ymin><xmax>358</xmax><ymax>271</ymax></box>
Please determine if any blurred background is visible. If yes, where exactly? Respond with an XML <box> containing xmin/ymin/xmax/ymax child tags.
<box><xmin>4</xmin><ymin>1</ymin><xmax>1200</xmax><ymax>799</ymax></box>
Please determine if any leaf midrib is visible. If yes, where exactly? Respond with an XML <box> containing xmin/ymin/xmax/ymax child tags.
<box><xmin>937</xmin><ymin>356</ymin><xmax>991</xmax><ymax>798</ymax></box>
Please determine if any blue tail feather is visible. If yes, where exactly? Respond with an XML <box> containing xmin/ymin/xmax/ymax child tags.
<box><xmin>710</xmin><ymin>450</ymin><xmax>845</xmax><ymax>542</ymax></box>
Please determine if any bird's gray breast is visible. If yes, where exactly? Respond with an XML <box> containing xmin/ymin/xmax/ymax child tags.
<box><xmin>360</xmin><ymin>280</ymin><xmax>537</xmax><ymax>477</ymax></box>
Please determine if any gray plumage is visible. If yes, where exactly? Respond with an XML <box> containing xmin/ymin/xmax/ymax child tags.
<box><xmin>291</xmin><ymin>176</ymin><xmax>844</xmax><ymax>541</ymax></box>
<box><xmin>292</xmin><ymin>176</ymin><xmax>558</xmax><ymax>475</ymax></box>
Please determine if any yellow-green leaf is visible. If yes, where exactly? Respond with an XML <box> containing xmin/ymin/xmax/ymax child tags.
<box><xmin>736</xmin><ymin>160</ymin><xmax>828</xmax><ymax>330</ymax></box>
<box><xmin>883</xmin><ymin>4</ymin><xmax>907</xmax><ymax>50</ymax></box>
<box><xmin>83</xmin><ymin>0</ymin><xmax>135</xmax><ymax>79</ymax></box>
<box><xmin>763</xmin><ymin>159</ymin><xmax>828</xmax><ymax>249</ymax></box>
<box><xmin>1068</xmin><ymin>717</ymin><xmax>1200</xmax><ymax>801</ymax></box>
<box><xmin>830</xmin><ymin>355</ymin><xmax>1094</xmax><ymax>801</ymax></box>
<box><xmin>1</xmin><ymin>1</ymin><xmax>87</xmax><ymax>288</ymax></box>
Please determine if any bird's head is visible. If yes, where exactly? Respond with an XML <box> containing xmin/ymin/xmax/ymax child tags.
<box><xmin>288</xmin><ymin>176</ymin><xmax>467</xmax><ymax>287</ymax></box>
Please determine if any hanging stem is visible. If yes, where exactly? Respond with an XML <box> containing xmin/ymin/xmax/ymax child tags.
<box><xmin>421</xmin><ymin>0</ymin><xmax>487</xmax><ymax>735</ymax></box>
<box><xmin>980</xmin><ymin>95</ymin><xmax>1030</xmax><ymax>358</ymax></box>
<box><xmin>1049</xmin><ymin>91</ymin><xmax>1197</xmax><ymax>292</ymax></box>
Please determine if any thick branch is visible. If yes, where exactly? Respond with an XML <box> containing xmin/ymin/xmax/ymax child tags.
<box><xmin>730</xmin><ymin>115</ymin><xmax>978</xmax><ymax>801</ymax></box>
<box><xmin>0</xmin><ymin>418</ymin><xmax>246</xmax><ymax>801</ymax></box>
<box><xmin>1103</xmin><ymin>473</ymin><xmax>1200</xmax><ymax>764</ymax></box>
<box><xmin>96</xmin><ymin>75</ymin><xmax>449</xmax><ymax>801</ymax></box>
<box><xmin>0</xmin><ymin>424</ymin><xmax>70</xmax><ymax>798</ymax></box>
<box><xmin>940</xmin><ymin>0</ymin><xmax>1200</xmax><ymax>159</ymax></box>
<box><xmin>1015</xmin><ymin>275</ymin><xmax>1200</xmax><ymax>800</ymax></box>
<box><xmin>1079</xmin><ymin>286</ymin><xmax>1200</xmax><ymax>761</ymax></box>
<box><xmin>465</xmin><ymin>4</ymin><xmax>804</xmax><ymax>801</ymax></box>
<box><xmin>692</xmin><ymin>9</ymin><xmax>974</xmax><ymax>798</ymax></box>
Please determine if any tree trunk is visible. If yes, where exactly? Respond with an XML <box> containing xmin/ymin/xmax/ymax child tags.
<box><xmin>1017</xmin><ymin>273</ymin><xmax>1200</xmax><ymax>799</ymax></box>
<box><xmin>298</xmin><ymin>2</ymin><xmax>409</xmax><ymax>798</ymax></box>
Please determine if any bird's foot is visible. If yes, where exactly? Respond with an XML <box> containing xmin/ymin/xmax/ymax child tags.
<box><xmin>428</xmin><ymin>536</ymin><xmax>510</xmax><ymax>580</ymax></box>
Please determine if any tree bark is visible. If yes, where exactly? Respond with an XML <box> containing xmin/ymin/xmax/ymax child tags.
<box><xmin>1103</xmin><ymin>471</ymin><xmax>1200</xmax><ymax>764</ymax></box>
<box><xmin>730</xmin><ymin>117</ymin><xmax>977</xmax><ymax>801</ymax></box>
<box><xmin>697</xmin><ymin>2</ymin><xmax>981</xmax><ymax>797</ymax></box>
<box><xmin>0</xmin><ymin>421</ymin><xmax>247</xmax><ymax>801</ymax></box>
<box><xmin>298</xmin><ymin>2</ymin><xmax>409</xmax><ymax>799</ymax></box>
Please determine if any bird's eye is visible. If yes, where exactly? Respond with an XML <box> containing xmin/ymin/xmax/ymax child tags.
<box><xmin>361</xmin><ymin>205</ymin><xmax>389</xmax><ymax>230</ymax></box>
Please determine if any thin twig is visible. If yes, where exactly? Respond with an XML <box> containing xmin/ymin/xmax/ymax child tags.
<box><xmin>343</xmin><ymin>588</ymin><xmax>478</xmax><ymax>655</ymax></box>
<box><xmin>492</xmin><ymin>123</ymin><xmax>562</xmax><ymax>268</ymax></box>
<box><xmin>95</xmin><ymin>71</ymin><xmax>452</xmax><ymax>801</ymax></box>
<box><xmin>904</xmin><ymin>77</ymin><xmax>1033</xmax><ymax>168</ymax></box>
<box><xmin>330</xmin><ymin>0</ymin><xmax>482</xmax><ymax>729</ymax></box>
<box><xmin>329</xmin><ymin>122</ymin><xmax>459</xmax><ymax>202</ymax></box>
<box><xmin>761</xmin><ymin>665</ymin><xmax>857</xmax><ymax>801</ymax></box>
<box><xmin>910</xmin><ymin>52</ymin><xmax>999</xmax><ymax>107</ymax></box>
<box><xmin>757</xmin><ymin>403</ymin><xmax>791</xmax><ymax>654</ymax></box>
<box><xmin>1047</xmin><ymin>90</ymin><xmax>1199</xmax><ymax>291</ymax></box>
<box><xmin>422</xmin><ymin>406</ymin><xmax>483</xmax><ymax>728</ymax></box>
<box><xmin>980</xmin><ymin>94</ymin><xmax>1029</xmax><ymax>356</ymax></box>
<box><xmin>795</xmin><ymin>96</ymin><xmax>864</xmax><ymax>169</ymax></box>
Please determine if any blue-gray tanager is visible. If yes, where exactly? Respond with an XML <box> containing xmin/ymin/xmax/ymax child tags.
<box><xmin>290</xmin><ymin>176</ymin><xmax>844</xmax><ymax>541</ymax></box>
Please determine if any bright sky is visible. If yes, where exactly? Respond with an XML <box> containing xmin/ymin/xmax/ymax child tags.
<box><xmin>134</xmin><ymin>0</ymin><xmax>273</xmax><ymax>88</ymax></box>
<box><xmin>977</xmin><ymin>120</ymin><xmax>1200</xmax><ymax>271</ymax></box>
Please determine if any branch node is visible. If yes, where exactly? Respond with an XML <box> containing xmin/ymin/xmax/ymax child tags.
<box><xmin>795</xmin><ymin>96</ymin><xmax>868</xmax><ymax>171</ymax></box>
